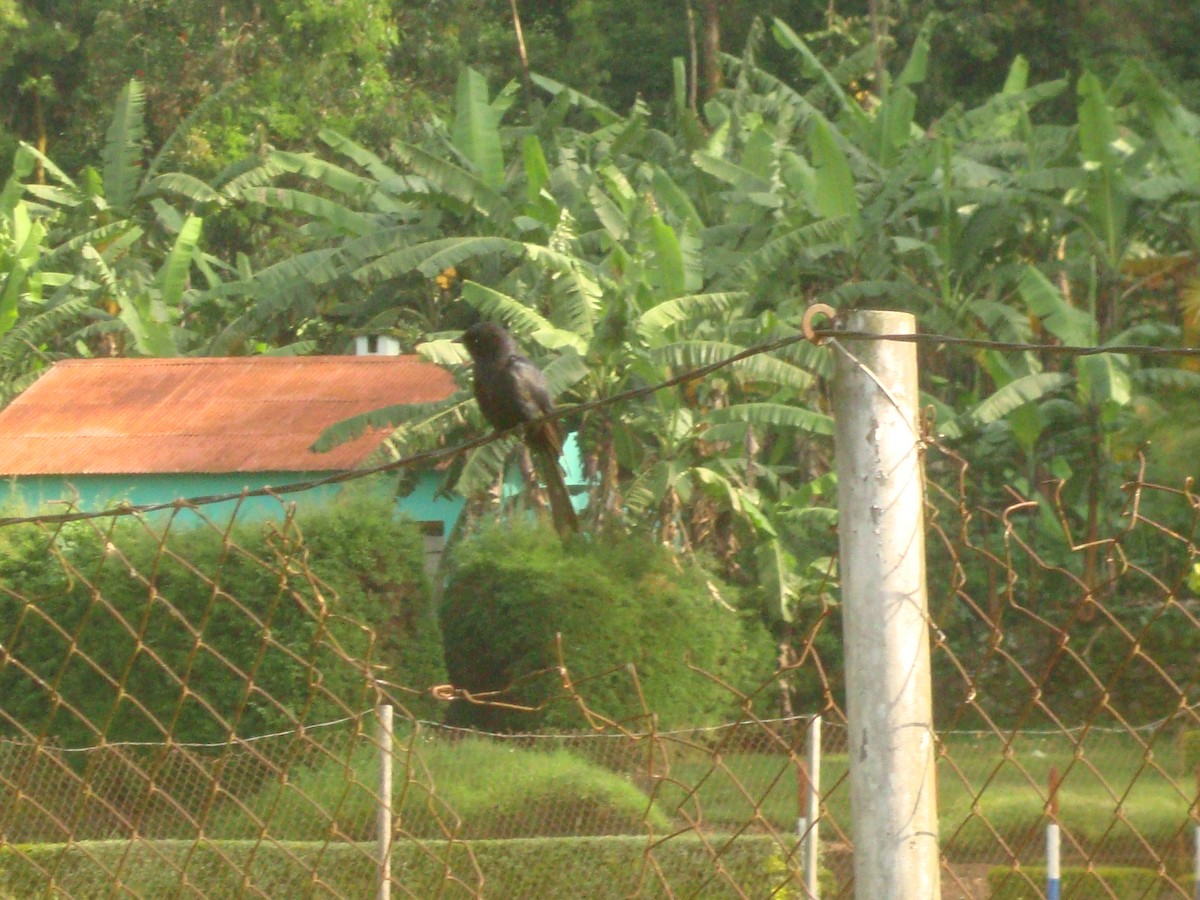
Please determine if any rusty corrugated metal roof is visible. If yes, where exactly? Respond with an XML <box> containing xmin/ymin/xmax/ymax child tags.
<box><xmin>0</xmin><ymin>356</ymin><xmax>458</xmax><ymax>475</ymax></box>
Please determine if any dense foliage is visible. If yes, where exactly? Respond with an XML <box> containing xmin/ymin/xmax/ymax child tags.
<box><xmin>6</xmin><ymin>2</ymin><xmax>1200</xmax><ymax>173</ymax></box>
<box><xmin>0</xmin><ymin>496</ymin><xmax>442</xmax><ymax>745</ymax></box>
<box><xmin>440</xmin><ymin>522</ymin><xmax>776</xmax><ymax>731</ymax></box>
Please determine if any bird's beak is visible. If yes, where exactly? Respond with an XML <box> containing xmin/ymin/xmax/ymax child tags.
<box><xmin>453</xmin><ymin>335</ymin><xmax>464</xmax><ymax>344</ymax></box>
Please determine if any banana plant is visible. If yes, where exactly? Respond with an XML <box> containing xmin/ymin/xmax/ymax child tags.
<box><xmin>1</xmin><ymin>146</ymin><xmax>57</xmax><ymax>338</ymax></box>
<box><xmin>0</xmin><ymin>79</ymin><xmax>268</xmax><ymax>367</ymax></box>
<box><xmin>291</xmin><ymin>66</ymin><xmax>831</xmax><ymax>558</ymax></box>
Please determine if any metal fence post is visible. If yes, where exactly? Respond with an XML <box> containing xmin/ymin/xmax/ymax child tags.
<box><xmin>832</xmin><ymin>310</ymin><xmax>941</xmax><ymax>899</ymax></box>
<box><xmin>377</xmin><ymin>704</ymin><xmax>394</xmax><ymax>900</ymax></box>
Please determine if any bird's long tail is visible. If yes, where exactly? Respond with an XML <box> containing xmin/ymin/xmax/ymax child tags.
<box><xmin>530</xmin><ymin>443</ymin><xmax>580</xmax><ymax>539</ymax></box>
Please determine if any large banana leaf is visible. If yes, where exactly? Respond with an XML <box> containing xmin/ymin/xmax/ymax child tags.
<box><xmin>522</xmin><ymin>244</ymin><xmax>603</xmax><ymax>338</ymax></box>
<box><xmin>940</xmin><ymin>73</ymin><xmax>1067</xmax><ymax>141</ymax></box>
<box><xmin>7</xmin><ymin>143</ymin><xmax>77</xmax><ymax>207</ymax></box>
<box><xmin>729</xmin><ymin>217</ymin><xmax>848</xmax><ymax>285</ymax></box>
<box><xmin>456</xmin><ymin>435</ymin><xmax>520</xmax><ymax>497</ymax></box>
<box><xmin>691</xmin><ymin>152</ymin><xmax>773</xmax><ymax>196</ymax></box>
<box><xmin>521</xmin><ymin>136</ymin><xmax>559</xmax><ymax>227</ymax></box>
<box><xmin>771</xmin><ymin>19</ymin><xmax>868</xmax><ymax>130</ymax></box>
<box><xmin>261</xmin><ymin>151</ymin><xmax>375</xmax><ymax>202</ymax></box>
<box><xmin>1018</xmin><ymin>267</ymin><xmax>1096</xmax><ymax>346</ymax></box>
<box><xmin>1134</xmin><ymin>66</ymin><xmax>1200</xmax><ymax>185</ymax></box>
<box><xmin>705</xmin><ymin>402</ymin><xmax>833</xmax><ymax>436</ymax></box>
<box><xmin>354</xmin><ymin>236</ymin><xmax>522</xmax><ymax>281</ymax></box>
<box><xmin>240</xmin><ymin>187</ymin><xmax>377</xmax><ymax>236</ymax></box>
<box><xmin>101</xmin><ymin>80</ymin><xmax>146</xmax><ymax>213</ymax></box>
<box><xmin>391</xmin><ymin>140</ymin><xmax>511</xmax><ymax>221</ymax></box>
<box><xmin>452</xmin><ymin>68</ymin><xmax>506</xmax><ymax>190</ymax></box>
<box><xmin>1132</xmin><ymin>368</ymin><xmax>1200</xmax><ymax>391</ymax></box>
<box><xmin>588</xmin><ymin>184</ymin><xmax>629</xmax><ymax>241</ymax></box>
<box><xmin>651</xmin><ymin>341</ymin><xmax>814</xmax><ymax>389</ymax></box>
<box><xmin>649</xmin><ymin>215</ymin><xmax>693</xmax><ymax>299</ymax></box>
<box><xmin>457</xmin><ymin>281</ymin><xmax>587</xmax><ymax>353</ymax></box>
<box><xmin>156</xmin><ymin>215</ymin><xmax>203</xmax><ymax>309</ymax></box>
<box><xmin>1077</xmin><ymin>71</ymin><xmax>1127</xmax><ymax>268</ymax></box>
<box><xmin>649</xmin><ymin>167</ymin><xmax>705</xmax><ymax>231</ymax></box>
<box><xmin>540</xmin><ymin>349</ymin><xmax>589</xmax><ymax>397</ymax></box>
<box><xmin>529</xmin><ymin>73</ymin><xmax>621</xmax><ymax>127</ymax></box>
<box><xmin>636</xmin><ymin>292</ymin><xmax>747</xmax><ymax>344</ymax></box>
<box><xmin>311</xmin><ymin>396</ymin><xmax>470</xmax><ymax>454</ymax></box>
<box><xmin>968</xmin><ymin>372</ymin><xmax>1074</xmax><ymax>427</ymax></box>
<box><xmin>807</xmin><ymin>116</ymin><xmax>861</xmax><ymax>244</ymax></box>
<box><xmin>0</xmin><ymin>201</ymin><xmax>44</xmax><ymax>333</ymax></box>
<box><xmin>756</xmin><ymin>537</ymin><xmax>798</xmax><ymax>622</ymax></box>
<box><xmin>319</xmin><ymin>130</ymin><xmax>412</xmax><ymax>187</ymax></box>
<box><xmin>148</xmin><ymin>173</ymin><xmax>224</xmax><ymax>206</ymax></box>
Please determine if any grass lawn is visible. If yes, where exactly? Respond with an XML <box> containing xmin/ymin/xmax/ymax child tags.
<box><xmin>648</xmin><ymin>728</ymin><xmax>1196</xmax><ymax>866</ymax></box>
<box><xmin>4</xmin><ymin>726</ymin><xmax>1193</xmax><ymax>895</ymax></box>
<box><xmin>150</xmin><ymin>722</ymin><xmax>1196</xmax><ymax>874</ymax></box>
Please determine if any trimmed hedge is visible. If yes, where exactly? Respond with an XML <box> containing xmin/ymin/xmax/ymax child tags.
<box><xmin>440</xmin><ymin>523</ymin><xmax>777</xmax><ymax>732</ymax></box>
<box><xmin>987</xmin><ymin>864</ymin><xmax>1162</xmax><ymax>898</ymax></box>
<box><xmin>0</xmin><ymin>492</ymin><xmax>443</xmax><ymax>746</ymax></box>
<box><xmin>0</xmin><ymin>834</ymin><xmax>801</xmax><ymax>898</ymax></box>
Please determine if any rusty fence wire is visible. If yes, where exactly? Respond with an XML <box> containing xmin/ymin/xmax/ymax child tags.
<box><xmin>0</xmin><ymin>438</ymin><xmax>1199</xmax><ymax>897</ymax></box>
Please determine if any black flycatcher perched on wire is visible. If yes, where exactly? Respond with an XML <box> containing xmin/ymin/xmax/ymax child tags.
<box><xmin>458</xmin><ymin>322</ymin><xmax>579</xmax><ymax>538</ymax></box>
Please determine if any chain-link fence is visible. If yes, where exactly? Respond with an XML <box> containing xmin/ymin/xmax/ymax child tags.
<box><xmin>921</xmin><ymin>436</ymin><xmax>1200</xmax><ymax>899</ymax></box>
<box><xmin>7</xmin><ymin>702</ymin><xmax>1199</xmax><ymax>896</ymax></box>
<box><xmin>2</xmin><ymin>352</ymin><xmax>1200</xmax><ymax>897</ymax></box>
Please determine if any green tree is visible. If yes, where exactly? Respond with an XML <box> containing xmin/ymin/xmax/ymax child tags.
<box><xmin>0</xmin><ymin>1</ymin><xmax>103</xmax><ymax>176</ymax></box>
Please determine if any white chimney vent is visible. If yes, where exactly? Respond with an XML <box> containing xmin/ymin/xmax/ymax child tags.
<box><xmin>355</xmin><ymin>335</ymin><xmax>402</xmax><ymax>356</ymax></box>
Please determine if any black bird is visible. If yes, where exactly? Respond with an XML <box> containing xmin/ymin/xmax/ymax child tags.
<box><xmin>458</xmin><ymin>322</ymin><xmax>579</xmax><ymax>538</ymax></box>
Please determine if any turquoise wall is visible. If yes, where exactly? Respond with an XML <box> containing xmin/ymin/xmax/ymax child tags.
<box><xmin>1</xmin><ymin>433</ymin><xmax>589</xmax><ymax>531</ymax></box>
<box><xmin>0</xmin><ymin>470</ymin><xmax>466</xmax><ymax>533</ymax></box>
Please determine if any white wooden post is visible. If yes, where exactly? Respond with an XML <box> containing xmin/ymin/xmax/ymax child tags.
<box><xmin>377</xmin><ymin>704</ymin><xmax>394</xmax><ymax>900</ymax></box>
<box><xmin>832</xmin><ymin>310</ymin><xmax>940</xmax><ymax>899</ymax></box>
<box><xmin>805</xmin><ymin>714</ymin><xmax>821</xmax><ymax>898</ymax></box>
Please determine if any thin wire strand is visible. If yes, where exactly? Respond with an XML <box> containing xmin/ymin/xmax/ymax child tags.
<box><xmin>2</xmin><ymin>324</ymin><xmax>1195</xmax><ymax>527</ymax></box>
<box><xmin>829</xmin><ymin>329</ymin><xmax>1200</xmax><ymax>357</ymax></box>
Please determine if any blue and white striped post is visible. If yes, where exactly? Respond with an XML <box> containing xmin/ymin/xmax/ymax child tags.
<box><xmin>1046</xmin><ymin>766</ymin><xmax>1061</xmax><ymax>900</ymax></box>
<box><xmin>1046</xmin><ymin>822</ymin><xmax>1061</xmax><ymax>900</ymax></box>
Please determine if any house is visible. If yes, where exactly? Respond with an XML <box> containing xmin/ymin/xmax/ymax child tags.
<box><xmin>0</xmin><ymin>354</ymin><xmax>464</xmax><ymax>564</ymax></box>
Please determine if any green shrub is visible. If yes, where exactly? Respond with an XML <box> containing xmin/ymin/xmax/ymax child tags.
<box><xmin>439</xmin><ymin>523</ymin><xmax>776</xmax><ymax>732</ymax></box>
<box><xmin>0</xmin><ymin>834</ymin><xmax>795</xmax><ymax>898</ymax></box>
<box><xmin>209</xmin><ymin>729</ymin><xmax>671</xmax><ymax>840</ymax></box>
<box><xmin>987</xmin><ymin>864</ymin><xmax>1162</xmax><ymax>898</ymax></box>
<box><xmin>0</xmin><ymin>494</ymin><xmax>442</xmax><ymax>746</ymax></box>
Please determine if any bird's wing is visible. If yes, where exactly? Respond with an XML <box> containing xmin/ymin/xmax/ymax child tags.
<box><xmin>507</xmin><ymin>356</ymin><xmax>563</xmax><ymax>457</ymax></box>
<box><xmin>508</xmin><ymin>356</ymin><xmax>556</xmax><ymax>420</ymax></box>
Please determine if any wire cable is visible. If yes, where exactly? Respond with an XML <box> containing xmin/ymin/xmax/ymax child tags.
<box><xmin>1</xmin><ymin>320</ymin><xmax>1195</xmax><ymax>527</ymax></box>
